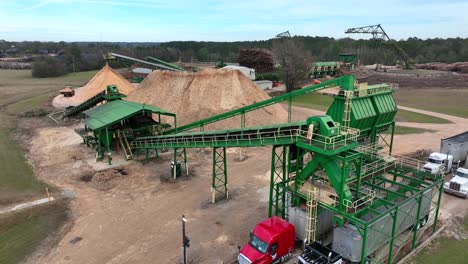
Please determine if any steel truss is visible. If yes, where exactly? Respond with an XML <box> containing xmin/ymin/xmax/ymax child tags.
<box><xmin>212</xmin><ymin>147</ymin><xmax>228</xmax><ymax>203</ymax></box>
<box><xmin>269</xmin><ymin>145</ymin><xmax>289</xmax><ymax>218</ymax></box>
<box><xmin>173</xmin><ymin>148</ymin><xmax>188</xmax><ymax>179</ymax></box>
<box><xmin>273</xmin><ymin>162</ymin><xmax>443</xmax><ymax>264</ymax></box>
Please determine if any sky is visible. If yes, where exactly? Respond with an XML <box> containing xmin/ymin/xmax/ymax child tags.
<box><xmin>0</xmin><ymin>0</ymin><xmax>468</xmax><ymax>42</ymax></box>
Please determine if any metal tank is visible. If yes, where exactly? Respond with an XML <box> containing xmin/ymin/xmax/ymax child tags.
<box><xmin>332</xmin><ymin>188</ymin><xmax>433</xmax><ymax>262</ymax></box>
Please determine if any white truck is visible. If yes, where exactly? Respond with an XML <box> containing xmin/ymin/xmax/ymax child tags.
<box><xmin>444</xmin><ymin>167</ymin><xmax>468</xmax><ymax>198</ymax></box>
<box><xmin>423</xmin><ymin>152</ymin><xmax>453</xmax><ymax>176</ymax></box>
<box><xmin>424</xmin><ymin>131</ymin><xmax>468</xmax><ymax>176</ymax></box>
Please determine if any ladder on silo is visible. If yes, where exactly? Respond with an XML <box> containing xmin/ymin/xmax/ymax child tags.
<box><xmin>117</xmin><ymin>130</ymin><xmax>133</xmax><ymax>160</ymax></box>
<box><xmin>305</xmin><ymin>187</ymin><xmax>319</xmax><ymax>244</ymax></box>
<box><xmin>343</xmin><ymin>90</ymin><xmax>353</xmax><ymax>130</ymax></box>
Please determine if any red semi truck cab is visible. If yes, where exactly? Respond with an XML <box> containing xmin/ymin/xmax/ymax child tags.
<box><xmin>238</xmin><ymin>216</ymin><xmax>295</xmax><ymax>264</ymax></box>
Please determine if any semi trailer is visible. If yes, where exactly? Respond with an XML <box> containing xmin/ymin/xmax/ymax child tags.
<box><xmin>239</xmin><ymin>187</ymin><xmax>433</xmax><ymax>264</ymax></box>
<box><xmin>423</xmin><ymin>152</ymin><xmax>453</xmax><ymax>175</ymax></box>
<box><xmin>425</xmin><ymin>131</ymin><xmax>468</xmax><ymax>175</ymax></box>
<box><xmin>443</xmin><ymin>167</ymin><xmax>468</xmax><ymax>198</ymax></box>
<box><xmin>238</xmin><ymin>217</ymin><xmax>295</xmax><ymax>264</ymax></box>
<box><xmin>332</xmin><ymin>188</ymin><xmax>432</xmax><ymax>263</ymax></box>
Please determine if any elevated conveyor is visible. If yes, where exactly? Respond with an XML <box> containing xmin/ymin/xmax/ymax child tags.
<box><xmin>166</xmin><ymin>75</ymin><xmax>358</xmax><ymax>134</ymax></box>
<box><xmin>132</xmin><ymin>121</ymin><xmax>308</xmax><ymax>149</ymax></box>
<box><xmin>63</xmin><ymin>85</ymin><xmax>125</xmax><ymax>118</ymax></box>
<box><xmin>105</xmin><ymin>53</ymin><xmax>182</xmax><ymax>71</ymax></box>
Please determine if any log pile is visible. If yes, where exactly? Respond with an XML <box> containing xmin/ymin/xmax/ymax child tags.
<box><xmin>238</xmin><ymin>48</ymin><xmax>274</xmax><ymax>73</ymax></box>
<box><xmin>416</xmin><ymin>62</ymin><xmax>468</xmax><ymax>73</ymax></box>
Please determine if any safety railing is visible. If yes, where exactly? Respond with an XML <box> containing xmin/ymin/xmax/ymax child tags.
<box><xmin>341</xmin><ymin>186</ymin><xmax>376</xmax><ymax>212</ymax></box>
<box><xmin>132</xmin><ymin>124</ymin><xmax>359</xmax><ymax>151</ymax></box>
<box><xmin>115</xmin><ymin>128</ymin><xmax>134</xmax><ymax>138</ymax></box>
<box><xmin>297</xmin><ymin>125</ymin><xmax>360</xmax><ymax>151</ymax></box>
<box><xmin>393</xmin><ymin>155</ymin><xmax>426</xmax><ymax>171</ymax></box>
<box><xmin>131</xmin><ymin>128</ymin><xmax>302</xmax><ymax>149</ymax></box>
<box><xmin>358</xmin><ymin>143</ymin><xmax>426</xmax><ymax>172</ymax></box>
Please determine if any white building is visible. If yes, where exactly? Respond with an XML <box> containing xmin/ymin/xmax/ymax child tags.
<box><xmin>222</xmin><ymin>65</ymin><xmax>255</xmax><ymax>80</ymax></box>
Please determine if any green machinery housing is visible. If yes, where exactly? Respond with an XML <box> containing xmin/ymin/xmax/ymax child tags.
<box><xmin>71</xmin><ymin>87</ymin><xmax>176</xmax><ymax>163</ymax></box>
<box><xmin>71</xmin><ymin>75</ymin><xmax>442</xmax><ymax>264</ymax></box>
<box><xmin>310</xmin><ymin>61</ymin><xmax>341</xmax><ymax>78</ymax></box>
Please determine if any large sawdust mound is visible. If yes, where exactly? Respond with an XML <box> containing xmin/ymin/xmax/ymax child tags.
<box><xmin>52</xmin><ymin>64</ymin><xmax>136</xmax><ymax>108</ymax></box>
<box><xmin>127</xmin><ymin>68</ymin><xmax>288</xmax><ymax>130</ymax></box>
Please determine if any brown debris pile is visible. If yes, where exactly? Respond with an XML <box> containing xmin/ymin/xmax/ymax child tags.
<box><xmin>52</xmin><ymin>64</ymin><xmax>136</xmax><ymax>108</ymax></box>
<box><xmin>81</xmin><ymin>167</ymin><xmax>129</xmax><ymax>191</ymax></box>
<box><xmin>416</xmin><ymin>62</ymin><xmax>468</xmax><ymax>73</ymax></box>
<box><xmin>127</xmin><ymin>68</ymin><xmax>288</xmax><ymax>130</ymax></box>
<box><xmin>238</xmin><ymin>48</ymin><xmax>274</xmax><ymax>73</ymax></box>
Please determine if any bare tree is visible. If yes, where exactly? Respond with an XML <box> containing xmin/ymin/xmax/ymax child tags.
<box><xmin>273</xmin><ymin>38</ymin><xmax>312</xmax><ymax>93</ymax></box>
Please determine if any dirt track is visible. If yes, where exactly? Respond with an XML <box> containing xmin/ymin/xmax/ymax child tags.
<box><xmin>392</xmin><ymin>106</ymin><xmax>468</xmax><ymax>154</ymax></box>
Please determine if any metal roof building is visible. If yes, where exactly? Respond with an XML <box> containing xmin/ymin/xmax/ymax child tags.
<box><xmin>78</xmin><ymin>100</ymin><xmax>176</xmax><ymax>164</ymax></box>
<box><xmin>83</xmin><ymin>100</ymin><xmax>175</xmax><ymax>131</ymax></box>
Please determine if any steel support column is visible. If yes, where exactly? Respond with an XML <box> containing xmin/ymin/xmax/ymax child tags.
<box><xmin>173</xmin><ymin>148</ymin><xmax>188</xmax><ymax>179</ymax></box>
<box><xmin>433</xmin><ymin>182</ymin><xmax>444</xmax><ymax>233</ymax></box>
<box><xmin>360</xmin><ymin>224</ymin><xmax>369</xmax><ymax>264</ymax></box>
<box><xmin>268</xmin><ymin>145</ymin><xmax>288</xmax><ymax>218</ymax></box>
<box><xmin>387</xmin><ymin>206</ymin><xmax>399</xmax><ymax>264</ymax></box>
<box><xmin>212</xmin><ymin>147</ymin><xmax>228</xmax><ymax>203</ymax></box>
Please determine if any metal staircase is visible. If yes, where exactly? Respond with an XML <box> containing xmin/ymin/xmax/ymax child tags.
<box><xmin>343</xmin><ymin>90</ymin><xmax>353</xmax><ymax>129</ymax></box>
<box><xmin>305</xmin><ymin>188</ymin><xmax>319</xmax><ymax>243</ymax></box>
<box><xmin>117</xmin><ymin>130</ymin><xmax>133</xmax><ymax>160</ymax></box>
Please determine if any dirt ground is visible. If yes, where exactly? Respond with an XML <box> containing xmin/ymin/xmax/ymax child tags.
<box><xmin>21</xmin><ymin>118</ymin><xmax>275</xmax><ymax>263</ymax></box>
<box><xmin>361</xmin><ymin>68</ymin><xmax>468</xmax><ymax>89</ymax></box>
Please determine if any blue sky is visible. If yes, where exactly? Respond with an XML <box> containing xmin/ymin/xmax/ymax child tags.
<box><xmin>1</xmin><ymin>0</ymin><xmax>467</xmax><ymax>42</ymax></box>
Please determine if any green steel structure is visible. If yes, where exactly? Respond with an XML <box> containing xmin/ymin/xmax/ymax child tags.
<box><xmin>77</xmin><ymin>99</ymin><xmax>176</xmax><ymax>164</ymax></box>
<box><xmin>105</xmin><ymin>52</ymin><xmax>182</xmax><ymax>71</ymax></box>
<box><xmin>63</xmin><ymin>85</ymin><xmax>126</xmax><ymax>118</ymax></box>
<box><xmin>339</xmin><ymin>53</ymin><xmax>358</xmax><ymax>70</ymax></box>
<box><xmin>145</xmin><ymin>56</ymin><xmax>185</xmax><ymax>71</ymax></box>
<box><xmin>310</xmin><ymin>61</ymin><xmax>341</xmax><ymax>78</ymax></box>
<box><xmin>74</xmin><ymin>75</ymin><xmax>442</xmax><ymax>263</ymax></box>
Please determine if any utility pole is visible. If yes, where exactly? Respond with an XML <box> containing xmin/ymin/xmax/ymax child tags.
<box><xmin>181</xmin><ymin>215</ymin><xmax>189</xmax><ymax>264</ymax></box>
<box><xmin>72</xmin><ymin>56</ymin><xmax>76</xmax><ymax>73</ymax></box>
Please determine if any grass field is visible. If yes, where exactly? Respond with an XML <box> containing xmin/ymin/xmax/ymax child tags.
<box><xmin>412</xmin><ymin>213</ymin><xmax>468</xmax><ymax>264</ymax></box>
<box><xmin>0</xmin><ymin>202</ymin><xmax>69</xmax><ymax>264</ymax></box>
<box><xmin>394</xmin><ymin>89</ymin><xmax>468</xmax><ymax>118</ymax></box>
<box><xmin>290</xmin><ymin>93</ymin><xmax>450</xmax><ymax>124</ymax></box>
<box><xmin>0</xmin><ymin>70</ymin><xmax>97</xmax><ymax>107</ymax></box>
<box><xmin>394</xmin><ymin>126</ymin><xmax>436</xmax><ymax>135</ymax></box>
<box><xmin>0</xmin><ymin>69</ymin><xmax>95</xmax><ymax>263</ymax></box>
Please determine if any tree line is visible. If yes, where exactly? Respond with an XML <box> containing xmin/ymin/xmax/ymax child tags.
<box><xmin>1</xmin><ymin>36</ymin><xmax>468</xmax><ymax>77</ymax></box>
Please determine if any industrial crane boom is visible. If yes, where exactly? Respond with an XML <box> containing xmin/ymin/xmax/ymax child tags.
<box><xmin>345</xmin><ymin>24</ymin><xmax>412</xmax><ymax>69</ymax></box>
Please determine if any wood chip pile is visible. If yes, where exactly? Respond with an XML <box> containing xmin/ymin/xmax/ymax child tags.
<box><xmin>127</xmin><ymin>68</ymin><xmax>288</xmax><ymax>130</ymax></box>
<box><xmin>52</xmin><ymin>64</ymin><xmax>135</xmax><ymax>108</ymax></box>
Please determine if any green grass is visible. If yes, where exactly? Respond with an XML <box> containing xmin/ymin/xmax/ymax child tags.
<box><xmin>6</xmin><ymin>92</ymin><xmax>55</xmax><ymax>114</ymax></box>
<box><xmin>0</xmin><ymin>69</ymin><xmax>96</xmax><ymax>263</ymax></box>
<box><xmin>394</xmin><ymin>126</ymin><xmax>435</xmax><ymax>135</ymax></box>
<box><xmin>290</xmin><ymin>93</ymin><xmax>333</xmax><ymax>111</ymax></box>
<box><xmin>395</xmin><ymin>109</ymin><xmax>451</xmax><ymax>124</ymax></box>
<box><xmin>0</xmin><ymin>70</ymin><xmax>97</xmax><ymax>107</ymax></box>
<box><xmin>394</xmin><ymin>89</ymin><xmax>468</xmax><ymax>118</ymax></box>
<box><xmin>0</xmin><ymin>128</ymin><xmax>49</xmax><ymax>204</ymax></box>
<box><xmin>412</xmin><ymin>213</ymin><xmax>468</xmax><ymax>264</ymax></box>
<box><xmin>0</xmin><ymin>202</ymin><xmax>69</xmax><ymax>264</ymax></box>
